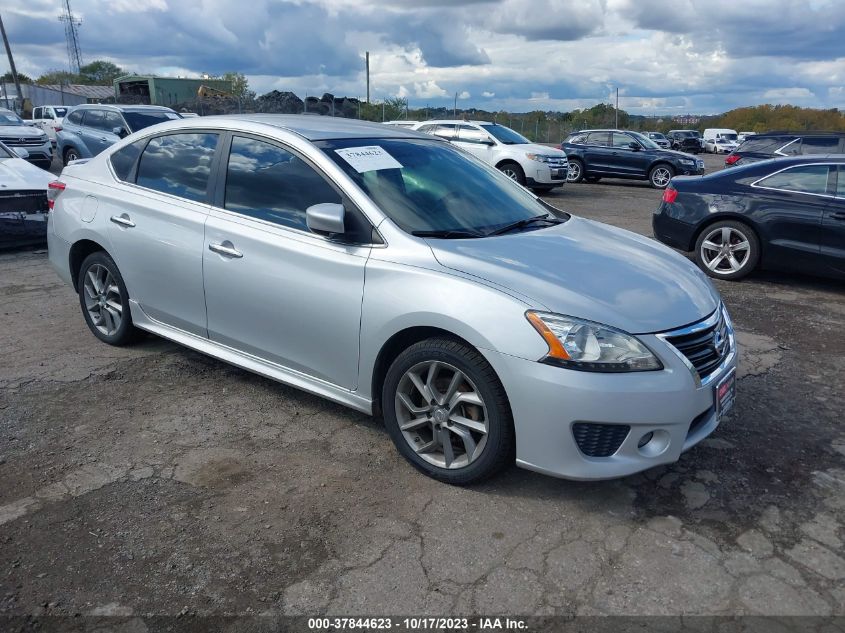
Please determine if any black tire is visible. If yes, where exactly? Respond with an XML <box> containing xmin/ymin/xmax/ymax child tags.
<box><xmin>498</xmin><ymin>162</ymin><xmax>525</xmax><ymax>185</ymax></box>
<box><xmin>78</xmin><ymin>251</ymin><xmax>140</xmax><ymax>345</ymax></box>
<box><xmin>566</xmin><ymin>159</ymin><xmax>584</xmax><ymax>183</ymax></box>
<box><xmin>694</xmin><ymin>220</ymin><xmax>761</xmax><ymax>281</ymax></box>
<box><xmin>584</xmin><ymin>175</ymin><xmax>601</xmax><ymax>183</ymax></box>
<box><xmin>531</xmin><ymin>186</ymin><xmax>555</xmax><ymax>194</ymax></box>
<box><xmin>382</xmin><ymin>337</ymin><xmax>514</xmax><ymax>485</ymax></box>
<box><xmin>648</xmin><ymin>163</ymin><xmax>674</xmax><ymax>189</ymax></box>
<box><xmin>63</xmin><ymin>147</ymin><xmax>80</xmax><ymax>166</ymax></box>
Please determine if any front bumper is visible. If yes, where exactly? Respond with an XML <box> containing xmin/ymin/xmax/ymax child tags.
<box><xmin>483</xmin><ymin>311</ymin><xmax>737</xmax><ymax>480</ymax></box>
<box><xmin>529</xmin><ymin>162</ymin><xmax>569</xmax><ymax>186</ymax></box>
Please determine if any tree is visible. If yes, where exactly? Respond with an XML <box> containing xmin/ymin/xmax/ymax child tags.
<box><xmin>35</xmin><ymin>69</ymin><xmax>79</xmax><ymax>85</ymax></box>
<box><xmin>1</xmin><ymin>71</ymin><xmax>32</xmax><ymax>84</ymax></box>
<box><xmin>79</xmin><ymin>60</ymin><xmax>124</xmax><ymax>84</ymax></box>
<box><xmin>220</xmin><ymin>72</ymin><xmax>255</xmax><ymax>100</ymax></box>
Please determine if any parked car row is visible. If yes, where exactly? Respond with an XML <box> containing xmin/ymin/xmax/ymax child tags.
<box><xmin>725</xmin><ymin>131</ymin><xmax>845</xmax><ymax>167</ymax></box>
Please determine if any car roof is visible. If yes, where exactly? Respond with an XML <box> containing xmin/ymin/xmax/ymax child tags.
<box><xmin>747</xmin><ymin>130</ymin><xmax>845</xmax><ymax>138</ymax></box>
<box><xmin>416</xmin><ymin>119</ymin><xmax>506</xmax><ymax>126</ymax></box>
<box><xmin>70</xmin><ymin>104</ymin><xmax>177</xmax><ymax>113</ymax></box>
<box><xmin>719</xmin><ymin>154</ymin><xmax>845</xmax><ymax>175</ymax></box>
<box><xmin>170</xmin><ymin>114</ymin><xmax>428</xmax><ymax>141</ymax></box>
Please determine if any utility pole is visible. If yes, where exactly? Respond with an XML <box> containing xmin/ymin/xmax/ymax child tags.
<box><xmin>365</xmin><ymin>52</ymin><xmax>370</xmax><ymax>104</ymax></box>
<box><xmin>0</xmin><ymin>12</ymin><xmax>22</xmax><ymax>108</ymax></box>
<box><xmin>453</xmin><ymin>92</ymin><xmax>457</xmax><ymax>117</ymax></box>
<box><xmin>615</xmin><ymin>87</ymin><xmax>619</xmax><ymax>129</ymax></box>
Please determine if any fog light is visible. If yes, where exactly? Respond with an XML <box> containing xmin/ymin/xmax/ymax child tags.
<box><xmin>637</xmin><ymin>429</ymin><xmax>671</xmax><ymax>457</ymax></box>
<box><xmin>638</xmin><ymin>432</ymin><xmax>654</xmax><ymax>448</ymax></box>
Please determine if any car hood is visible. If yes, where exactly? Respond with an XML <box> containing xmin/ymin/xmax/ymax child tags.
<box><xmin>516</xmin><ymin>143</ymin><xmax>567</xmax><ymax>157</ymax></box>
<box><xmin>428</xmin><ymin>216</ymin><xmax>720</xmax><ymax>334</ymax></box>
<box><xmin>0</xmin><ymin>125</ymin><xmax>45</xmax><ymax>139</ymax></box>
<box><xmin>0</xmin><ymin>158</ymin><xmax>53</xmax><ymax>190</ymax></box>
<box><xmin>652</xmin><ymin>147</ymin><xmax>699</xmax><ymax>159</ymax></box>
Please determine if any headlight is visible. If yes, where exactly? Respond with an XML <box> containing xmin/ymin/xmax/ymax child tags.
<box><xmin>526</xmin><ymin>311</ymin><xmax>662</xmax><ymax>372</ymax></box>
<box><xmin>679</xmin><ymin>158</ymin><xmax>695</xmax><ymax>166</ymax></box>
<box><xmin>525</xmin><ymin>153</ymin><xmax>559</xmax><ymax>163</ymax></box>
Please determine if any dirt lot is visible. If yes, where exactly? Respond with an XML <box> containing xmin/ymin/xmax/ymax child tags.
<box><xmin>2</xmin><ymin>153</ymin><xmax>845</xmax><ymax>620</ymax></box>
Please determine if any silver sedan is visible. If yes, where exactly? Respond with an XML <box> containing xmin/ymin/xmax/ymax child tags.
<box><xmin>47</xmin><ymin>115</ymin><xmax>737</xmax><ymax>484</ymax></box>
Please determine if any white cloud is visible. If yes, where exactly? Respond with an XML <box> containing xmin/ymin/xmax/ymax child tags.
<box><xmin>762</xmin><ymin>87</ymin><xmax>815</xmax><ymax>99</ymax></box>
<box><xmin>414</xmin><ymin>80</ymin><xmax>448</xmax><ymax>98</ymax></box>
<box><xmin>482</xmin><ymin>91</ymin><xmax>495</xmax><ymax>97</ymax></box>
<box><xmin>458</xmin><ymin>90</ymin><xmax>471</xmax><ymax>99</ymax></box>
<box><xmin>530</xmin><ymin>91</ymin><xmax>550</xmax><ymax>101</ymax></box>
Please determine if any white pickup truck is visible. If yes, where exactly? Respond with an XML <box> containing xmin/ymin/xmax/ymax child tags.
<box><xmin>412</xmin><ymin>120</ymin><xmax>568</xmax><ymax>192</ymax></box>
<box><xmin>31</xmin><ymin>105</ymin><xmax>69</xmax><ymax>146</ymax></box>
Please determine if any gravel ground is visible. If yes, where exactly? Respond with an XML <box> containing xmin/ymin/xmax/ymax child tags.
<box><xmin>1</xmin><ymin>152</ymin><xmax>844</xmax><ymax>620</ymax></box>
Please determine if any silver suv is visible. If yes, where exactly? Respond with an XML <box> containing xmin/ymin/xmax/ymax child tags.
<box><xmin>48</xmin><ymin>115</ymin><xmax>736</xmax><ymax>484</ymax></box>
<box><xmin>0</xmin><ymin>107</ymin><xmax>52</xmax><ymax>169</ymax></box>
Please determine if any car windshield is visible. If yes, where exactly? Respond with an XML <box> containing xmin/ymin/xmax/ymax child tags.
<box><xmin>630</xmin><ymin>131</ymin><xmax>660</xmax><ymax>149</ymax></box>
<box><xmin>122</xmin><ymin>110</ymin><xmax>181</xmax><ymax>132</ymax></box>
<box><xmin>0</xmin><ymin>112</ymin><xmax>25</xmax><ymax>126</ymax></box>
<box><xmin>479</xmin><ymin>124</ymin><xmax>530</xmax><ymax>145</ymax></box>
<box><xmin>721</xmin><ymin>133</ymin><xmax>738</xmax><ymax>141</ymax></box>
<box><xmin>649</xmin><ymin>133</ymin><xmax>666</xmax><ymax>139</ymax></box>
<box><xmin>320</xmin><ymin>138</ymin><xmax>567</xmax><ymax>237</ymax></box>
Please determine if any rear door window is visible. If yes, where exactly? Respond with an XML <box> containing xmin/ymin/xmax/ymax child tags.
<box><xmin>82</xmin><ymin>110</ymin><xmax>105</xmax><ymax>130</ymax></box>
<box><xmin>66</xmin><ymin>110</ymin><xmax>83</xmax><ymax>125</ymax></box>
<box><xmin>756</xmin><ymin>165</ymin><xmax>832</xmax><ymax>196</ymax></box>
<box><xmin>801</xmin><ymin>137</ymin><xmax>841</xmax><ymax>155</ymax></box>
<box><xmin>586</xmin><ymin>132</ymin><xmax>610</xmax><ymax>146</ymax></box>
<box><xmin>136</xmin><ymin>133</ymin><xmax>219</xmax><ymax>202</ymax></box>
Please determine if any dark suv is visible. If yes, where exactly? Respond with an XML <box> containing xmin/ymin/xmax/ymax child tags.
<box><xmin>724</xmin><ymin>132</ymin><xmax>845</xmax><ymax>167</ymax></box>
<box><xmin>666</xmin><ymin>130</ymin><xmax>702</xmax><ymax>154</ymax></box>
<box><xmin>561</xmin><ymin>129</ymin><xmax>705</xmax><ymax>189</ymax></box>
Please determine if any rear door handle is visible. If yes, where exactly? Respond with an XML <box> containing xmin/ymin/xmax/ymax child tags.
<box><xmin>208</xmin><ymin>241</ymin><xmax>243</xmax><ymax>258</ymax></box>
<box><xmin>110</xmin><ymin>214</ymin><xmax>135</xmax><ymax>228</ymax></box>
<box><xmin>831</xmin><ymin>212</ymin><xmax>845</xmax><ymax>221</ymax></box>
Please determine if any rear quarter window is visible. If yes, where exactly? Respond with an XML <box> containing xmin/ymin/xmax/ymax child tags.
<box><xmin>110</xmin><ymin>139</ymin><xmax>146</xmax><ymax>182</ymax></box>
<box><xmin>66</xmin><ymin>110</ymin><xmax>83</xmax><ymax>125</ymax></box>
<box><xmin>756</xmin><ymin>165</ymin><xmax>831</xmax><ymax>196</ymax></box>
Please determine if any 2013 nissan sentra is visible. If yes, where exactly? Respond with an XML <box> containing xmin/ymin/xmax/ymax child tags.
<box><xmin>47</xmin><ymin>115</ymin><xmax>737</xmax><ymax>484</ymax></box>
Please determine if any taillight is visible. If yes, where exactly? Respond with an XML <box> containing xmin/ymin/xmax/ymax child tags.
<box><xmin>662</xmin><ymin>187</ymin><xmax>678</xmax><ymax>203</ymax></box>
<box><xmin>725</xmin><ymin>154</ymin><xmax>740</xmax><ymax>166</ymax></box>
<box><xmin>53</xmin><ymin>125</ymin><xmax>63</xmax><ymax>132</ymax></box>
<box><xmin>47</xmin><ymin>180</ymin><xmax>66</xmax><ymax>210</ymax></box>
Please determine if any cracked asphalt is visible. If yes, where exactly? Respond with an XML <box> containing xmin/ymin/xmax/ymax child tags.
<box><xmin>1</xmin><ymin>154</ymin><xmax>844</xmax><ymax>618</ymax></box>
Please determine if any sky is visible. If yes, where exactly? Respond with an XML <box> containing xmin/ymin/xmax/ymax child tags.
<box><xmin>3</xmin><ymin>0</ymin><xmax>845</xmax><ymax>115</ymax></box>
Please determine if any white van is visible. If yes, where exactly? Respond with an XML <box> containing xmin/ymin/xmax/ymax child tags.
<box><xmin>702</xmin><ymin>128</ymin><xmax>739</xmax><ymax>154</ymax></box>
<box><xmin>31</xmin><ymin>105</ymin><xmax>69</xmax><ymax>146</ymax></box>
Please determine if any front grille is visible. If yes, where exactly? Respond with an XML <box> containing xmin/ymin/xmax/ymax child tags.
<box><xmin>0</xmin><ymin>136</ymin><xmax>46</xmax><ymax>147</ymax></box>
<box><xmin>664</xmin><ymin>309</ymin><xmax>731</xmax><ymax>382</ymax></box>
<box><xmin>572</xmin><ymin>423</ymin><xmax>630</xmax><ymax>457</ymax></box>
<box><xmin>0</xmin><ymin>191</ymin><xmax>48</xmax><ymax>214</ymax></box>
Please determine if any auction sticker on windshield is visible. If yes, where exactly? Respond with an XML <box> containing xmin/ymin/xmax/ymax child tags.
<box><xmin>335</xmin><ymin>146</ymin><xmax>403</xmax><ymax>173</ymax></box>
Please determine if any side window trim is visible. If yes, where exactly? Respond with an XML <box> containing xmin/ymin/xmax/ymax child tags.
<box><xmin>775</xmin><ymin>138</ymin><xmax>800</xmax><ymax>157</ymax></box>
<box><xmin>132</xmin><ymin>130</ymin><xmax>222</xmax><ymax>204</ymax></box>
<box><xmin>750</xmin><ymin>163</ymin><xmax>835</xmax><ymax>199</ymax></box>
<box><xmin>108</xmin><ymin>137</ymin><xmax>151</xmax><ymax>184</ymax></box>
<box><xmin>209</xmin><ymin>131</ymin><xmax>380</xmax><ymax>246</ymax></box>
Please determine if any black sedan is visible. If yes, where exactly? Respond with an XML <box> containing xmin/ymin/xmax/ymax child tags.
<box><xmin>653</xmin><ymin>155</ymin><xmax>845</xmax><ymax>280</ymax></box>
<box><xmin>562</xmin><ymin>130</ymin><xmax>704</xmax><ymax>189</ymax></box>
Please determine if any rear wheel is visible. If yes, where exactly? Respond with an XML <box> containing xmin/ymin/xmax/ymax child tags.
<box><xmin>382</xmin><ymin>338</ymin><xmax>514</xmax><ymax>485</ymax></box>
<box><xmin>566</xmin><ymin>159</ymin><xmax>584</xmax><ymax>183</ymax></box>
<box><xmin>498</xmin><ymin>162</ymin><xmax>525</xmax><ymax>185</ymax></box>
<box><xmin>649</xmin><ymin>164</ymin><xmax>674</xmax><ymax>189</ymax></box>
<box><xmin>78</xmin><ymin>251</ymin><xmax>139</xmax><ymax>345</ymax></box>
<box><xmin>694</xmin><ymin>221</ymin><xmax>760</xmax><ymax>280</ymax></box>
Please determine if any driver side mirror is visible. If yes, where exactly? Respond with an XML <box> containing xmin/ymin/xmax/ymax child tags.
<box><xmin>483</xmin><ymin>137</ymin><xmax>496</xmax><ymax>146</ymax></box>
<box><xmin>306</xmin><ymin>203</ymin><xmax>345</xmax><ymax>237</ymax></box>
<box><xmin>629</xmin><ymin>142</ymin><xmax>641</xmax><ymax>151</ymax></box>
<box><xmin>112</xmin><ymin>126</ymin><xmax>128</xmax><ymax>138</ymax></box>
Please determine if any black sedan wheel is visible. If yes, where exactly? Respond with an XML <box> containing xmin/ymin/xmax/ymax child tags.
<box><xmin>566</xmin><ymin>160</ymin><xmax>584</xmax><ymax>183</ymax></box>
<box><xmin>649</xmin><ymin>164</ymin><xmax>674</xmax><ymax>189</ymax></box>
<box><xmin>694</xmin><ymin>221</ymin><xmax>760</xmax><ymax>280</ymax></box>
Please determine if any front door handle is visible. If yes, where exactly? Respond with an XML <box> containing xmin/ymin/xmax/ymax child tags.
<box><xmin>208</xmin><ymin>241</ymin><xmax>243</xmax><ymax>258</ymax></box>
<box><xmin>110</xmin><ymin>214</ymin><xmax>135</xmax><ymax>228</ymax></box>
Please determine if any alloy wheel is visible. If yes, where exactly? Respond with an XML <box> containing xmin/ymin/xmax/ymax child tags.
<box><xmin>651</xmin><ymin>166</ymin><xmax>672</xmax><ymax>188</ymax></box>
<box><xmin>566</xmin><ymin>162</ymin><xmax>581</xmax><ymax>182</ymax></box>
<box><xmin>501</xmin><ymin>167</ymin><xmax>519</xmax><ymax>180</ymax></box>
<box><xmin>700</xmin><ymin>226</ymin><xmax>751</xmax><ymax>274</ymax></box>
<box><xmin>82</xmin><ymin>263</ymin><xmax>124</xmax><ymax>336</ymax></box>
<box><xmin>394</xmin><ymin>360</ymin><xmax>489</xmax><ymax>469</ymax></box>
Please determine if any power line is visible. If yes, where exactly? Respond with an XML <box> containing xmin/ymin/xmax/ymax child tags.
<box><xmin>58</xmin><ymin>0</ymin><xmax>82</xmax><ymax>74</ymax></box>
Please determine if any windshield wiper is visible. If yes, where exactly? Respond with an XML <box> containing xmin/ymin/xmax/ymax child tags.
<box><xmin>411</xmin><ymin>229</ymin><xmax>485</xmax><ymax>239</ymax></box>
<box><xmin>488</xmin><ymin>214</ymin><xmax>564</xmax><ymax>236</ymax></box>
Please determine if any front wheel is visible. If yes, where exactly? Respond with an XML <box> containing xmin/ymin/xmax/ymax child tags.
<box><xmin>382</xmin><ymin>338</ymin><xmax>514</xmax><ymax>485</ymax></box>
<box><xmin>694</xmin><ymin>221</ymin><xmax>760</xmax><ymax>280</ymax></box>
<box><xmin>78</xmin><ymin>251</ymin><xmax>139</xmax><ymax>345</ymax></box>
<box><xmin>498</xmin><ymin>162</ymin><xmax>526</xmax><ymax>186</ymax></box>
<box><xmin>649</xmin><ymin>164</ymin><xmax>674</xmax><ymax>189</ymax></box>
<box><xmin>63</xmin><ymin>147</ymin><xmax>80</xmax><ymax>165</ymax></box>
